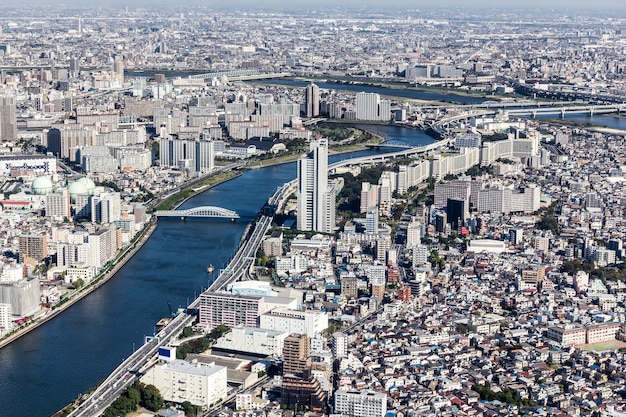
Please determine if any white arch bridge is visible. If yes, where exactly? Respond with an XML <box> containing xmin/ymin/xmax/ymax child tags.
<box><xmin>154</xmin><ymin>206</ymin><xmax>240</xmax><ymax>220</ymax></box>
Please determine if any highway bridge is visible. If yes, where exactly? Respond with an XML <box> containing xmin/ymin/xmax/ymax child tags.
<box><xmin>154</xmin><ymin>206</ymin><xmax>240</xmax><ymax>220</ymax></box>
<box><xmin>187</xmin><ymin>69</ymin><xmax>291</xmax><ymax>81</ymax></box>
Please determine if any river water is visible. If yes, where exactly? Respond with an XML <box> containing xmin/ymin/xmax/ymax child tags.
<box><xmin>0</xmin><ymin>132</ymin><xmax>429</xmax><ymax>417</ymax></box>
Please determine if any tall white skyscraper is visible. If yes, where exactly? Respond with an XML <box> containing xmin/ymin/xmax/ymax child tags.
<box><xmin>297</xmin><ymin>139</ymin><xmax>334</xmax><ymax>233</ymax></box>
<box><xmin>305</xmin><ymin>83</ymin><xmax>320</xmax><ymax>118</ymax></box>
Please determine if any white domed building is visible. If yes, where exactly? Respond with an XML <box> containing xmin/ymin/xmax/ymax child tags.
<box><xmin>76</xmin><ymin>177</ymin><xmax>96</xmax><ymax>195</ymax></box>
<box><xmin>68</xmin><ymin>181</ymin><xmax>89</xmax><ymax>203</ymax></box>
<box><xmin>31</xmin><ymin>176</ymin><xmax>54</xmax><ymax>196</ymax></box>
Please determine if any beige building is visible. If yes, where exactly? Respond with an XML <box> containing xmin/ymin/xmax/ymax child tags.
<box><xmin>141</xmin><ymin>359</ymin><xmax>227</xmax><ymax>407</ymax></box>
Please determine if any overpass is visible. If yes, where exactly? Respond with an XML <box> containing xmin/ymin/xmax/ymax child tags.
<box><xmin>187</xmin><ymin>70</ymin><xmax>291</xmax><ymax>82</ymax></box>
<box><xmin>154</xmin><ymin>206</ymin><xmax>240</xmax><ymax>220</ymax></box>
<box><xmin>504</xmin><ymin>104</ymin><xmax>625</xmax><ymax>118</ymax></box>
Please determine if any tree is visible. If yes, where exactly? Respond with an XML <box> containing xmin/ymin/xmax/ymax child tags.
<box><xmin>181</xmin><ymin>401</ymin><xmax>201</xmax><ymax>416</ymax></box>
<box><xmin>140</xmin><ymin>384</ymin><xmax>164</xmax><ymax>411</ymax></box>
<box><xmin>180</xmin><ymin>326</ymin><xmax>194</xmax><ymax>339</ymax></box>
<box><xmin>72</xmin><ymin>278</ymin><xmax>85</xmax><ymax>290</ymax></box>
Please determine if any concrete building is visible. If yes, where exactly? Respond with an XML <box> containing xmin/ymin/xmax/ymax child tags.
<box><xmin>0</xmin><ymin>95</ymin><xmax>17</xmax><ymax>142</ymax></box>
<box><xmin>91</xmin><ymin>192</ymin><xmax>121</xmax><ymax>224</ymax></box>
<box><xmin>356</xmin><ymin>92</ymin><xmax>391</xmax><ymax>121</ymax></box>
<box><xmin>212</xmin><ymin>326</ymin><xmax>288</xmax><ymax>356</ymax></box>
<box><xmin>283</xmin><ymin>333</ymin><xmax>311</xmax><ymax>376</ymax></box>
<box><xmin>159</xmin><ymin>139</ymin><xmax>215</xmax><ymax>174</ymax></box>
<box><xmin>0</xmin><ymin>277</ymin><xmax>40</xmax><ymax>317</ymax></box>
<box><xmin>260</xmin><ymin>308</ymin><xmax>328</xmax><ymax>337</ymax></box>
<box><xmin>198</xmin><ymin>292</ymin><xmax>268</xmax><ymax>328</ymax></box>
<box><xmin>334</xmin><ymin>389</ymin><xmax>388</xmax><ymax>417</ymax></box>
<box><xmin>0</xmin><ymin>155</ymin><xmax>57</xmax><ymax>175</ymax></box>
<box><xmin>18</xmin><ymin>234</ymin><xmax>48</xmax><ymax>265</ymax></box>
<box><xmin>141</xmin><ymin>359</ymin><xmax>227</xmax><ymax>407</ymax></box>
<box><xmin>305</xmin><ymin>83</ymin><xmax>320</xmax><ymax>118</ymax></box>
<box><xmin>297</xmin><ymin>139</ymin><xmax>334</xmax><ymax>233</ymax></box>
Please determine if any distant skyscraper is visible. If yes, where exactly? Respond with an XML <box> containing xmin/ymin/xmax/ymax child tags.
<box><xmin>69</xmin><ymin>58</ymin><xmax>80</xmax><ymax>78</ymax></box>
<box><xmin>305</xmin><ymin>83</ymin><xmax>320</xmax><ymax>118</ymax></box>
<box><xmin>113</xmin><ymin>56</ymin><xmax>124</xmax><ymax>83</ymax></box>
<box><xmin>297</xmin><ymin>138</ymin><xmax>334</xmax><ymax>233</ymax></box>
<box><xmin>0</xmin><ymin>95</ymin><xmax>17</xmax><ymax>142</ymax></box>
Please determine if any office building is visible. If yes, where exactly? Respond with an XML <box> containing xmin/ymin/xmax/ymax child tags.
<box><xmin>0</xmin><ymin>277</ymin><xmax>40</xmax><ymax>317</ymax></box>
<box><xmin>141</xmin><ymin>359</ymin><xmax>227</xmax><ymax>407</ymax></box>
<box><xmin>0</xmin><ymin>95</ymin><xmax>17</xmax><ymax>142</ymax></box>
<box><xmin>260</xmin><ymin>308</ymin><xmax>328</xmax><ymax>337</ymax></box>
<box><xmin>447</xmin><ymin>198</ymin><xmax>467</xmax><ymax>230</ymax></box>
<box><xmin>305</xmin><ymin>83</ymin><xmax>320</xmax><ymax>118</ymax></box>
<box><xmin>297</xmin><ymin>139</ymin><xmax>334</xmax><ymax>233</ymax></box>
<box><xmin>212</xmin><ymin>326</ymin><xmax>288</xmax><ymax>356</ymax></box>
<box><xmin>335</xmin><ymin>389</ymin><xmax>388</xmax><ymax>417</ymax></box>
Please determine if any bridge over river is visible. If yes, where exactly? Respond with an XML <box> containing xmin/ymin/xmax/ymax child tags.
<box><xmin>154</xmin><ymin>206</ymin><xmax>240</xmax><ymax>220</ymax></box>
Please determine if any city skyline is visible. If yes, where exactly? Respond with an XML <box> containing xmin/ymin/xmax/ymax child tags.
<box><xmin>1</xmin><ymin>0</ymin><xmax>626</xmax><ymax>11</ymax></box>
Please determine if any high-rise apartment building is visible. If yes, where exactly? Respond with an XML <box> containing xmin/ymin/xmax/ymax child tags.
<box><xmin>305</xmin><ymin>83</ymin><xmax>320</xmax><ymax>118</ymax></box>
<box><xmin>297</xmin><ymin>139</ymin><xmax>334</xmax><ymax>233</ymax></box>
<box><xmin>18</xmin><ymin>235</ymin><xmax>48</xmax><ymax>265</ymax></box>
<box><xmin>355</xmin><ymin>92</ymin><xmax>391</xmax><ymax>121</ymax></box>
<box><xmin>159</xmin><ymin>139</ymin><xmax>215</xmax><ymax>173</ymax></box>
<box><xmin>283</xmin><ymin>333</ymin><xmax>311</xmax><ymax>376</ymax></box>
<box><xmin>0</xmin><ymin>95</ymin><xmax>17</xmax><ymax>142</ymax></box>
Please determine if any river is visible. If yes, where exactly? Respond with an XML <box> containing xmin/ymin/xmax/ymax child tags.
<box><xmin>536</xmin><ymin>113</ymin><xmax>626</xmax><ymax>131</ymax></box>
<box><xmin>0</xmin><ymin>131</ymin><xmax>430</xmax><ymax>417</ymax></box>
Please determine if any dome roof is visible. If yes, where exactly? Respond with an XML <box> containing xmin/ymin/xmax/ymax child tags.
<box><xmin>68</xmin><ymin>181</ymin><xmax>88</xmax><ymax>196</ymax></box>
<box><xmin>31</xmin><ymin>176</ymin><xmax>54</xmax><ymax>195</ymax></box>
<box><xmin>76</xmin><ymin>177</ymin><xmax>96</xmax><ymax>194</ymax></box>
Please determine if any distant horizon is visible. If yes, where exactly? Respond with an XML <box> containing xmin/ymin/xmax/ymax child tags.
<box><xmin>1</xmin><ymin>0</ymin><xmax>626</xmax><ymax>11</ymax></box>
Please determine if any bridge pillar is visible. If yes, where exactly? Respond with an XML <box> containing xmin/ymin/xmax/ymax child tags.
<box><xmin>589</xmin><ymin>108</ymin><xmax>594</xmax><ymax>117</ymax></box>
<box><xmin>532</xmin><ymin>110</ymin><xmax>537</xmax><ymax>118</ymax></box>
<box><xmin>560</xmin><ymin>108</ymin><xmax>565</xmax><ymax>119</ymax></box>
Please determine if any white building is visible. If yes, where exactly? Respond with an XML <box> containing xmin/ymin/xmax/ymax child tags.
<box><xmin>297</xmin><ymin>139</ymin><xmax>334</xmax><ymax>233</ymax></box>
<box><xmin>356</xmin><ymin>92</ymin><xmax>390</xmax><ymax>121</ymax></box>
<box><xmin>335</xmin><ymin>389</ymin><xmax>388</xmax><ymax>417</ymax></box>
<box><xmin>0</xmin><ymin>303</ymin><xmax>12</xmax><ymax>336</ymax></box>
<box><xmin>141</xmin><ymin>359</ymin><xmax>227</xmax><ymax>407</ymax></box>
<box><xmin>212</xmin><ymin>326</ymin><xmax>288</xmax><ymax>356</ymax></box>
<box><xmin>260</xmin><ymin>308</ymin><xmax>328</xmax><ymax>338</ymax></box>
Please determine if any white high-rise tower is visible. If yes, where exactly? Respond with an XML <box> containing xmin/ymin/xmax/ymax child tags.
<box><xmin>297</xmin><ymin>138</ymin><xmax>334</xmax><ymax>233</ymax></box>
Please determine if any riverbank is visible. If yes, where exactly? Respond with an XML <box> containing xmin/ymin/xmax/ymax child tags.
<box><xmin>0</xmin><ymin>219</ymin><xmax>157</xmax><ymax>350</ymax></box>
<box><xmin>0</xmin><ymin>168</ymin><xmax>245</xmax><ymax>350</ymax></box>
